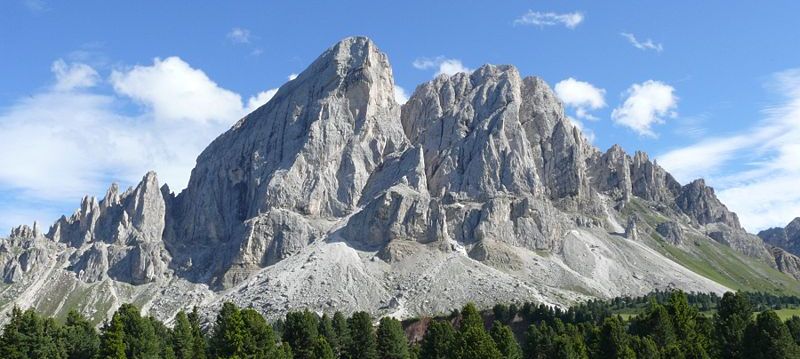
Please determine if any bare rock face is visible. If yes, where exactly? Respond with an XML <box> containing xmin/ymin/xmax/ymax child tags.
<box><xmin>676</xmin><ymin>179</ymin><xmax>741</xmax><ymax>229</ymax></box>
<box><xmin>171</xmin><ymin>37</ymin><xmax>408</xmax><ymax>286</ymax></box>
<box><xmin>656</xmin><ymin>221</ymin><xmax>684</xmax><ymax>245</ymax></box>
<box><xmin>630</xmin><ymin>152</ymin><xmax>682</xmax><ymax>203</ymax></box>
<box><xmin>770</xmin><ymin>246</ymin><xmax>800</xmax><ymax>280</ymax></box>
<box><xmin>625</xmin><ymin>216</ymin><xmax>639</xmax><ymax>241</ymax></box>
<box><xmin>400</xmin><ymin>65</ymin><xmax>542</xmax><ymax>200</ymax></box>
<box><xmin>589</xmin><ymin>145</ymin><xmax>633</xmax><ymax>202</ymax></box>
<box><xmin>759</xmin><ymin>218</ymin><xmax>800</xmax><ymax>256</ymax></box>
<box><xmin>47</xmin><ymin>171</ymin><xmax>171</xmax><ymax>285</ymax></box>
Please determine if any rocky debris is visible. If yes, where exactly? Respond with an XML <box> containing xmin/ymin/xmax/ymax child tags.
<box><xmin>759</xmin><ymin>217</ymin><xmax>800</xmax><ymax>256</ymax></box>
<box><xmin>656</xmin><ymin>221</ymin><xmax>684</xmax><ymax>245</ymax></box>
<box><xmin>675</xmin><ymin>179</ymin><xmax>741</xmax><ymax>229</ymax></box>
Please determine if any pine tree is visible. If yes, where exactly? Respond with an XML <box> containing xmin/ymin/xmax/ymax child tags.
<box><xmin>319</xmin><ymin>313</ymin><xmax>339</xmax><ymax>355</ymax></box>
<box><xmin>100</xmin><ymin>313</ymin><xmax>127</xmax><ymax>359</ymax></box>
<box><xmin>631</xmin><ymin>302</ymin><xmax>676</xmax><ymax>348</ymax></box>
<box><xmin>313</xmin><ymin>336</ymin><xmax>336</xmax><ymax>359</ymax></box>
<box><xmin>598</xmin><ymin>317</ymin><xmax>635</xmax><ymax>359</ymax></box>
<box><xmin>454</xmin><ymin>303</ymin><xmax>502</xmax><ymax>359</ymax></box>
<box><xmin>211</xmin><ymin>302</ymin><xmax>245</xmax><ymax>358</ymax></box>
<box><xmin>114</xmin><ymin>304</ymin><xmax>160</xmax><ymax>358</ymax></box>
<box><xmin>333</xmin><ymin>311</ymin><xmax>351</xmax><ymax>358</ymax></box>
<box><xmin>377</xmin><ymin>317</ymin><xmax>410</xmax><ymax>359</ymax></box>
<box><xmin>188</xmin><ymin>307</ymin><xmax>207</xmax><ymax>359</ymax></box>
<box><xmin>172</xmin><ymin>311</ymin><xmax>194</xmax><ymax>359</ymax></box>
<box><xmin>629</xmin><ymin>336</ymin><xmax>659</xmax><ymax>359</ymax></box>
<box><xmin>714</xmin><ymin>291</ymin><xmax>752</xmax><ymax>359</ymax></box>
<box><xmin>785</xmin><ymin>315</ymin><xmax>800</xmax><ymax>345</ymax></box>
<box><xmin>743</xmin><ymin>310</ymin><xmax>800</xmax><ymax>359</ymax></box>
<box><xmin>150</xmin><ymin>316</ymin><xmax>177</xmax><ymax>359</ymax></box>
<box><xmin>489</xmin><ymin>321</ymin><xmax>521</xmax><ymax>359</ymax></box>
<box><xmin>348</xmin><ymin>311</ymin><xmax>378</xmax><ymax>359</ymax></box>
<box><xmin>283</xmin><ymin>310</ymin><xmax>319</xmax><ymax>359</ymax></box>
<box><xmin>63</xmin><ymin>310</ymin><xmax>100</xmax><ymax>359</ymax></box>
<box><xmin>420</xmin><ymin>320</ymin><xmax>455</xmax><ymax>359</ymax></box>
<box><xmin>524</xmin><ymin>323</ymin><xmax>555</xmax><ymax>359</ymax></box>
<box><xmin>241</xmin><ymin>307</ymin><xmax>277</xmax><ymax>358</ymax></box>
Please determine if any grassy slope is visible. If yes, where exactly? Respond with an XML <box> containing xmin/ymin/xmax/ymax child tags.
<box><xmin>623</xmin><ymin>199</ymin><xmax>800</xmax><ymax>296</ymax></box>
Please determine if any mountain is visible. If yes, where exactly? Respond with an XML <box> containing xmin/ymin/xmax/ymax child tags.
<box><xmin>2</xmin><ymin>37</ymin><xmax>799</xmax><ymax>324</ymax></box>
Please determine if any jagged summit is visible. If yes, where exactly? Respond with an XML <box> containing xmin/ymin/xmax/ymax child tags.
<box><xmin>0</xmin><ymin>37</ymin><xmax>796</xmax><ymax>324</ymax></box>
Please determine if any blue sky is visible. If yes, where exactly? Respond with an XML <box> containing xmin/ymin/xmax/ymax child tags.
<box><xmin>1</xmin><ymin>1</ymin><xmax>799</xmax><ymax>232</ymax></box>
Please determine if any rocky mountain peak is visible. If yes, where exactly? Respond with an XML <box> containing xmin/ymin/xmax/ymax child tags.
<box><xmin>676</xmin><ymin>178</ymin><xmax>741</xmax><ymax>229</ymax></box>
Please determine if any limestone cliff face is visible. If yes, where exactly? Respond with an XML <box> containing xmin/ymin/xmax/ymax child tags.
<box><xmin>170</xmin><ymin>37</ymin><xmax>408</xmax><ymax>287</ymax></box>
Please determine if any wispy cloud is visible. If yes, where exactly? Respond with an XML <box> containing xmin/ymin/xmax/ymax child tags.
<box><xmin>412</xmin><ymin>56</ymin><xmax>471</xmax><ymax>77</ymax></box>
<box><xmin>621</xmin><ymin>33</ymin><xmax>664</xmax><ymax>52</ymax></box>
<box><xmin>0</xmin><ymin>57</ymin><xmax>291</xmax><ymax>232</ymax></box>
<box><xmin>514</xmin><ymin>10</ymin><xmax>584</xmax><ymax>29</ymax></box>
<box><xmin>22</xmin><ymin>0</ymin><xmax>48</xmax><ymax>13</ymax></box>
<box><xmin>227</xmin><ymin>27</ymin><xmax>252</xmax><ymax>44</ymax></box>
<box><xmin>658</xmin><ymin>69</ymin><xmax>800</xmax><ymax>230</ymax></box>
<box><xmin>612</xmin><ymin>80</ymin><xmax>677</xmax><ymax>137</ymax></box>
<box><xmin>555</xmin><ymin>78</ymin><xmax>606</xmax><ymax>121</ymax></box>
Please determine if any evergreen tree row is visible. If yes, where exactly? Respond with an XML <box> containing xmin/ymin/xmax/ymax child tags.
<box><xmin>2</xmin><ymin>291</ymin><xmax>800</xmax><ymax>358</ymax></box>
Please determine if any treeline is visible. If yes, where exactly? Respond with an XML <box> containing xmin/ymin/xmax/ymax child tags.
<box><xmin>2</xmin><ymin>291</ymin><xmax>800</xmax><ymax>358</ymax></box>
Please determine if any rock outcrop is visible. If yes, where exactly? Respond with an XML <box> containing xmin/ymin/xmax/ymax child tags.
<box><xmin>759</xmin><ymin>218</ymin><xmax>800</xmax><ymax>256</ymax></box>
<box><xmin>676</xmin><ymin>179</ymin><xmax>741</xmax><ymax>229</ymax></box>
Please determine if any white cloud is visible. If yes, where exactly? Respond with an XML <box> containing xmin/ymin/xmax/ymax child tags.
<box><xmin>0</xmin><ymin>58</ymin><xmax>288</xmax><ymax>232</ymax></box>
<box><xmin>514</xmin><ymin>10</ymin><xmax>584</xmax><ymax>29</ymax></box>
<box><xmin>412</xmin><ymin>57</ymin><xmax>471</xmax><ymax>77</ymax></box>
<box><xmin>612</xmin><ymin>80</ymin><xmax>677</xmax><ymax>136</ymax></box>
<box><xmin>246</xmin><ymin>89</ymin><xmax>278</xmax><ymax>113</ymax></box>
<box><xmin>621</xmin><ymin>33</ymin><xmax>664</xmax><ymax>52</ymax></box>
<box><xmin>244</xmin><ymin>73</ymin><xmax>301</xmax><ymax>113</ymax></box>
<box><xmin>555</xmin><ymin>78</ymin><xmax>606</xmax><ymax>120</ymax></box>
<box><xmin>227</xmin><ymin>27</ymin><xmax>251</xmax><ymax>44</ymax></box>
<box><xmin>51</xmin><ymin>59</ymin><xmax>100</xmax><ymax>91</ymax></box>
<box><xmin>658</xmin><ymin>69</ymin><xmax>800</xmax><ymax>231</ymax></box>
<box><xmin>110</xmin><ymin>57</ymin><xmax>244</xmax><ymax>124</ymax></box>
<box><xmin>394</xmin><ymin>85</ymin><xmax>409</xmax><ymax>105</ymax></box>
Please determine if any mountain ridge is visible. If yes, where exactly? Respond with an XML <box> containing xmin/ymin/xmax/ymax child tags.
<box><xmin>1</xmin><ymin>36</ymin><xmax>798</xmax><ymax>324</ymax></box>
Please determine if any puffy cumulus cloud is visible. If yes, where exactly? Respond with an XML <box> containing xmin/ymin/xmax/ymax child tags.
<box><xmin>412</xmin><ymin>56</ymin><xmax>471</xmax><ymax>77</ymax></box>
<box><xmin>554</xmin><ymin>78</ymin><xmax>606</xmax><ymax>121</ymax></box>
<box><xmin>110</xmin><ymin>57</ymin><xmax>244</xmax><ymax>124</ymax></box>
<box><xmin>0</xmin><ymin>58</ymin><xmax>294</xmax><ymax>232</ymax></box>
<box><xmin>514</xmin><ymin>10</ymin><xmax>584</xmax><ymax>29</ymax></box>
<box><xmin>658</xmin><ymin>69</ymin><xmax>800</xmax><ymax>231</ymax></box>
<box><xmin>620</xmin><ymin>33</ymin><xmax>664</xmax><ymax>52</ymax></box>
<box><xmin>612</xmin><ymin>80</ymin><xmax>677</xmax><ymax>137</ymax></box>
